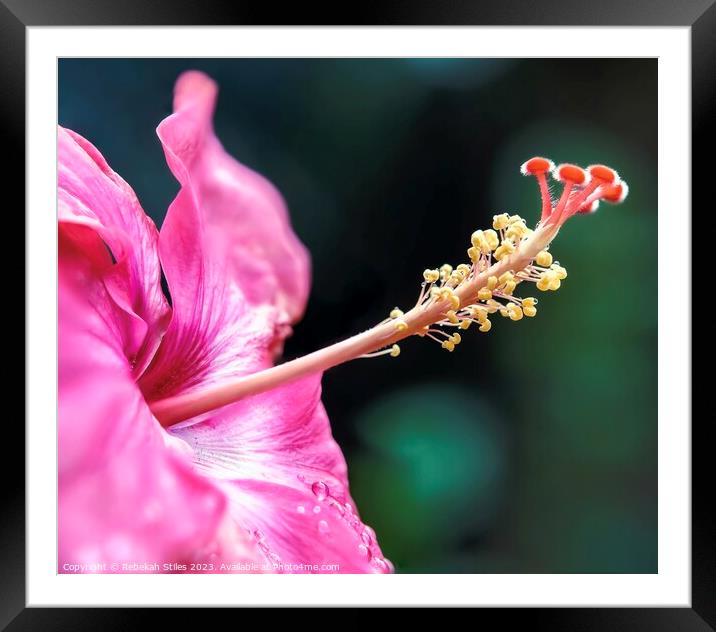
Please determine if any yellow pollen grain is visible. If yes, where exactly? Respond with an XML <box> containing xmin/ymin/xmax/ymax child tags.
<box><xmin>394</xmin><ymin>318</ymin><xmax>408</xmax><ymax>331</ymax></box>
<box><xmin>535</xmin><ymin>250</ymin><xmax>553</xmax><ymax>267</ymax></box>
<box><xmin>493</xmin><ymin>213</ymin><xmax>510</xmax><ymax>230</ymax></box>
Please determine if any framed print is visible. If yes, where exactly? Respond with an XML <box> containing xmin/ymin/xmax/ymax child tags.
<box><xmin>7</xmin><ymin>0</ymin><xmax>706</xmax><ymax>625</ymax></box>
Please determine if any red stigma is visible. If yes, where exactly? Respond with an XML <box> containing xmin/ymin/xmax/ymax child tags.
<box><xmin>601</xmin><ymin>182</ymin><xmax>629</xmax><ymax>204</ymax></box>
<box><xmin>521</xmin><ymin>157</ymin><xmax>554</xmax><ymax>175</ymax></box>
<box><xmin>521</xmin><ymin>157</ymin><xmax>628</xmax><ymax>227</ymax></box>
<box><xmin>587</xmin><ymin>164</ymin><xmax>619</xmax><ymax>184</ymax></box>
<box><xmin>554</xmin><ymin>164</ymin><xmax>589</xmax><ymax>185</ymax></box>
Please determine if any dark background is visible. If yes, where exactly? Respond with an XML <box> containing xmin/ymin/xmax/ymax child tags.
<box><xmin>58</xmin><ymin>58</ymin><xmax>657</xmax><ymax>574</ymax></box>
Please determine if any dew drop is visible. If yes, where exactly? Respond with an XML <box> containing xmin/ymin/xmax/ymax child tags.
<box><xmin>313</xmin><ymin>505</ymin><xmax>321</xmax><ymax>514</ymax></box>
<box><xmin>296</xmin><ymin>505</ymin><xmax>306</xmax><ymax>514</ymax></box>
<box><xmin>318</xmin><ymin>520</ymin><xmax>330</xmax><ymax>534</ymax></box>
<box><xmin>361</xmin><ymin>530</ymin><xmax>373</xmax><ymax>546</ymax></box>
<box><xmin>311</xmin><ymin>481</ymin><xmax>329</xmax><ymax>501</ymax></box>
<box><xmin>358</xmin><ymin>544</ymin><xmax>371</xmax><ymax>559</ymax></box>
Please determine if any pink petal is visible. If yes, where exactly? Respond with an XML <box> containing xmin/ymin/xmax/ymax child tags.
<box><xmin>59</xmin><ymin>227</ymin><xmax>257</xmax><ymax>571</ymax></box>
<box><xmin>170</xmin><ymin>375</ymin><xmax>391</xmax><ymax>573</ymax></box>
<box><xmin>138</xmin><ymin>71</ymin><xmax>310</xmax><ymax>400</ymax></box>
<box><xmin>58</xmin><ymin>127</ymin><xmax>170</xmax><ymax>374</ymax></box>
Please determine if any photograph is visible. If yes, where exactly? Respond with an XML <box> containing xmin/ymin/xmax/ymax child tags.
<box><xmin>57</xmin><ymin>57</ymin><xmax>656</xmax><ymax>576</ymax></box>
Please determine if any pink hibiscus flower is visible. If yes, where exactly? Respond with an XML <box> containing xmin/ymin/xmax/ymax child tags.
<box><xmin>59</xmin><ymin>70</ymin><xmax>391</xmax><ymax>573</ymax></box>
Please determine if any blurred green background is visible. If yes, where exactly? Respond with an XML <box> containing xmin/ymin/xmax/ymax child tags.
<box><xmin>58</xmin><ymin>58</ymin><xmax>657</xmax><ymax>573</ymax></box>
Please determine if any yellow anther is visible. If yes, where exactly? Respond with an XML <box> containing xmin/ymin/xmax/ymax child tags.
<box><xmin>524</xmin><ymin>306</ymin><xmax>537</xmax><ymax>317</ymax></box>
<box><xmin>498</xmin><ymin>271</ymin><xmax>514</xmax><ymax>285</ymax></box>
<box><xmin>508</xmin><ymin>214</ymin><xmax>524</xmax><ymax>225</ymax></box>
<box><xmin>390</xmin><ymin>344</ymin><xmax>401</xmax><ymax>357</ymax></box>
<box><xmin>499</xmin><ymin>307</ymin><xmax>509</xmax><ymax>317</ymax></box>
<box><xmin>535</xmin><ymin>250</ymin><xmax>553</xmax><ymax>267</ymax></box>
<box><xmin>486</xmin><ymin>299</ymin><xmax>501</xmax><ymax>314</ymax></box>
<box><xmin>551</xmin><ymin>263</ymin><xmax>568</xmax><ymax>280</ymax></box>
<box><xmin>389</xmin><ymin>308</ymin><xmax>404</xmax><ymax>319</ymax></box>
<box><xmin>449</xmin><ymin>271</ymin><xmax>464</xmax><ymax>284</ymax></box>
<box><xmin>484</xmin><ymin>229</ymin><xmax>499</xmax><ymax>250</ymax></box>
<box><xmin>537</xmin><ymin>270</ymin><xmax>561</xmax><ymax>291</ymax></box>
<box><xmin>467</xmin><ymin>246</ymin><xmax>479</xmax><ymax>262</ymax></box>
<box><xmin>441</xmin><ymin>340</ymin><xmax>455</xmax><ymax>352</ymax></box>
<box><xmin>522</xmin><ymin>297</ymin><xmax>537</xmax><ymax>308</ymax></box>
<box><xmin>446</xmin><ymin>310</ymin><xmax>460</xmax><ymax>324</ymax></box>
<box><xmin>459</xmin><ymin>319</ymin><xmax>472</xmax><ymax>330</ymax></box>
<box><xmin>477</xmin><ymin>287</ymin><xmax>492</xmax><ymax>301</ymax></box>
<box><xmin>503</xmin><ymin>280</ymin><xmax>517</xmax><ymax>295</ymax></box>
<box><xmin>505</xmin><ymin>220</ymin><xmax>528</xmax><ymax>240</ymax></box>
<box><xmin>479</xmin><ymin>319</ymin><xmax>492</xmax><ymax>333</ymax></box>
<box><xmin>494</xmin><ymin>239</ymin><xmax>516</xmax><ymax>261</ymax></box>
<box><xmin>449</xmin><ymin>293</ymin><xmax>461</xmax><ymax>310</ymax></box>
<box><xmin>536</xmin><ymin>274</ymin><xmax>551</xmax><ymax>291</ymax></box>
<box><xmin>450</xmin><ymin>333</ymin><xmax>462</xmax><ymax>345</ymax></box>
<box><xmin>439</xmin><ymin>264</ymin><xmax>453</xmax><ymax>281</ymax></box>
<box><xmin>394</xmin><ymin>318</ymin><xmax>408</xmax><ymax>331</ymax></box>
<box><xmin>456</xmin><ymin>263</ymin><xmax>471</xmax><ymax>276</ymax></box>
<box><xmin>507</xmin><ymin>303</ymin><xmax>524</xmax><ymax>321</ymax></box>
<box><xmin>538</xmin><ymin>270</ymin><xmax>561</xmax><ymax>290</ymax></box>
<box><xmin>471</xmin><ymin>229</ymin><xmax>485</xmax><ymax>248</ymax></box>
<box><xmin>487</xmin><ymin>275</ymin><xmax>498</xmax><ymax>290</ymax></box>
<box><xmin>493</xmin><ymin>213</ymin><xmax>510</xmax><ymax>230</ymax></box>
<box><xmin>423</xmin><ymin>268</ymin><xmax>440</xmax><ymax>283</ymax></box>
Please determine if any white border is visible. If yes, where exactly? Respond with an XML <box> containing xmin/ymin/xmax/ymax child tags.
<box><xmin>27</xmin><ymin>27</ymin><xmax>691</xmax><ymax>606</ymax></box>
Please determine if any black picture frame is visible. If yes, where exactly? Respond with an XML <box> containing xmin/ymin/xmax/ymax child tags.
<box><xmin>6</xmin><ymin>0</ymin><xmax>705</xmax><ymax>626</ymax></box>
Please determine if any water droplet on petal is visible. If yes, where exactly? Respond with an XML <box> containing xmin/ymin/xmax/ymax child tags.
<box><xmin>296</xmin><ymin>505</ymin><xmax>306</xmax><ymax>514</ymax></box>
<box><xmin>313</xmin><ymin>505</ymin><xmax>321</xmax><ymax>514</ymax></box>
<box><xmin>312</xmin><ymin>481</ymin><xmax>329</xmax><ymax>501</ymax></box>
<box><xmin>358</xmin><ymin>544</ymin><xmax>371</xmax><ymax>559</ymax></box>
<box><xmin>361</xmin><ymin>530</ymin><xmax>373</xmax><ymax>546</ymax></box>
<box><xmin>318</xmin><ymin>520</ymin><xmax>330</xmax><ymax>534</ymax></box>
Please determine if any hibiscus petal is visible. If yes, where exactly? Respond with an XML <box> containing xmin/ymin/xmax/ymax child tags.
<box><xmin>58</xmin><ymin>127</ymin><xmax>170</xmax><ymax>374</ymax></box>
<box><xmin>139</xmin><ymin>71</ymin><xmax>310</xmax><ymax>400</ymax></box>
<box><xmin>59</xmin><ymin>226</ymin><xmax>256</xmax><ymax>571</ymax></box>
<box><xmin>170</xmin><ymin>375</ymin><xmax>391</xmax><ymax>573</ymax></box>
